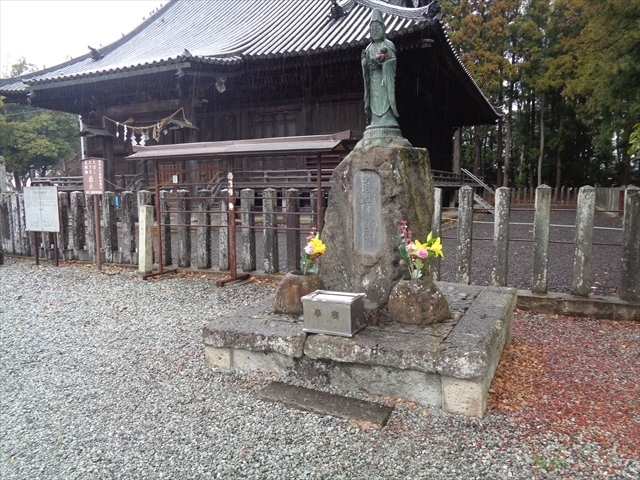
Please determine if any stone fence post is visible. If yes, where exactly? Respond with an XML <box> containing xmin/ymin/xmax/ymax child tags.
<box><xmin>286</xmin><ymin>188</ymin><xmax>301</xmax><ymax>272</ymax></box>
<box><xmin>176</xmin><ymin>189</ymin><xmax>191</xmax><ymax>268</ymax></box>
<box><xmin>57</xmin><ymin>192</ymin><xmax>70</xmax><ymax>259</ymax></box>
<box><xmin>85</xmin><ymin>194</ymin><xmax>96</xmax><ymax>261</ymax></box>
<box><xmin>532</xmin><ymin>184</ymin><xmax>551</xmax><ymax>294</ymax></box>
<box><xmin>70</xmin><ymin>192</ymin><xmax>86</xmax><ymax>260</ymax></box>
<box><xmin>620</xmin><ymin>186</ymin><xmax>639</xmax><ymax>302</ymax></box>
<box><xmin>139</xmin><ymin>204</ymin><xmax>154</xmax><ymax>274</ymax></box>
<box><xmin>218</xmin><ymin>190</ymin><xmax>229</xmax><ymax>271</ymax></box>
<box><xmin>102</xmin><ymin>191</ymin><xmax>118</xmax><ymax>263</ymax></box>
<box><xmin>571</xmin><ymin>186</ymin><xmax>595</xmax><ymax>296</ymax></box>
<box><xmin>492</xmin><ymin>187</ymin><xmax>510</xmax><ymax>287</ymax></box>
<box><xmin>121</xmin><ymin>191</ymin><xmax>136</xmax><ymax>264</ymax></box>
<box><xmin>430</xmin><ymin>187</ymin><xmax>442</xmax><ymax>281</ymax></box>
<box><xmin>160</xmin><ymin>190</ymin><xmax>172</xmax><ymax>266</ymax></box>
<box><xmin>196</xmin><ymin>189</ymin><xmax>212</xmax><ymax>269</ymax></box>
<box><xmin>263</xmin><ymin>188</ymin><xmax>279</xmax><ymax>274</ymax></box>
<box><xmin>456</xmin><ymin>186</ymin><xmax>473</xmax><ymax>284</ymax></box>
<box><xmin>241</xmin><ymin>188</ymin><xmax>256</xmax><ymax>272</ymax></box>
<box><xmin>1</xmin><ymin>194</ymin><xmax>15</xmax><ymax>254</ymax></box>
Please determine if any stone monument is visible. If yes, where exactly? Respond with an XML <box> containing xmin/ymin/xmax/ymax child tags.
<box><xmin>320</xmin><ymin>9</ymin><xmax>436</xmax><ymax>308</ymax></box>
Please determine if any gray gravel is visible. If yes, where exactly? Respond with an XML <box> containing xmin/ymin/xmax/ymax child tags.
<box><xmin>1</xmin><ymin>258</ymin><xmax>637</xmax><ymax>479</ymax></box>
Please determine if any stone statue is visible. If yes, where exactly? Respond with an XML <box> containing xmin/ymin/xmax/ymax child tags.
<box><xmin>362</xmin><ymin>9</ymin><xmax>399</xmax><ymax>128</ymax></box>
<box><xmin>357</xmin><ymin>9</ymin><xmax>411</xmax><ymax>150</ymax></box>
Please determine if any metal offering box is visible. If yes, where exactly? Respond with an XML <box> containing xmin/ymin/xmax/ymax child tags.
<box><xmin>301</xmin><ymin>290</ymin><xmax>366</xmax><ymax>338</ymax></box>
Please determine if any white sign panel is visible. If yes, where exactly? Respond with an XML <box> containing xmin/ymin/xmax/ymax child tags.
<box><xmin>23</xmin><ymin>186</ymin><xmax>60</xmax><ymax>232</ymax></box>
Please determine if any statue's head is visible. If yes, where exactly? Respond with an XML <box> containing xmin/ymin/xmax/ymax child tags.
<box><xmin>370</xmin><ymin>9</ymin><xmax>386</xmax><ymax>42</ymax></box>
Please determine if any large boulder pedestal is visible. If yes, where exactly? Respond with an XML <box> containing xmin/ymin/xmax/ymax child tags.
<box><xmin>203</xmin><ymin>282</ymin><xmax>517</xmax><ymax>418</ymax></box>
<box><xmin>320</xmin><ymin>146</ymin><xmax>435</xmax><ymax>307</ymax></box>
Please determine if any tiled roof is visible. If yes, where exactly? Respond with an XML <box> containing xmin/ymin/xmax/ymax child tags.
<box><xmin>0</xmin><ymin>0</ymin><xmax>441</xmax><ymax>91</ymax></box>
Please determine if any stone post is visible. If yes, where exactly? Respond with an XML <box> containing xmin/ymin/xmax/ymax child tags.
<box><xmin>57</xmin><ymin>192</ymin><xmax>70</xmax><ymax>259</ymax></box>
<box><xmin>70</xmin><ymin>192</ymin><xmax>86</xmax><ymax>260</ymax></box>
<box><xmin>263</xmin><ymin>188</ymin><xmax>279</xmax><ymax>274</ymax></box>
<box><xmin>560</xmin><ymin>186</ymin><xmax>566</xmax><ymax>205</ymax></box>
<box><xmin>102</xmin><ymin>191</ymin><xmax>118</xmax><ymax>263</ymax></box>
<box><xmin>571</xmin><ymin>186</ymin><xmax>595</xmax><ymax>296</ymax></box>
<box><xmin>138</xmin><ymin>205</ymin><xmax>154</xmax><ymax>274</ymax></box>
<box><xmin>240</xmin><ymin>188</ymin><xmax>256</xmax><ymax>272</ymax></box>
<box><xmin>85</xmin><ymin>194</ymin><xmax>96</xmax><ymax>261</ymax></box>
<box><xmin>285</xmin><ymin>188</ymin><xmax>301</xmax><ymax>272</ymax></box>
<box><xmin>0</xmin><ymin>194</ymin><xmax>10</xmax><ymax>255</ymax></box>
<box><xmin>160</xmin><ymin>190</ymin><xmax>172</xmax><ymax>266</ymax></box>
<box><xmin>121</xmin><ymin>191</ymin><xmax>136</xmax><ymax>264</ymax></box>
<box><xmin>532</xmin><ymin>184</ymin><xmax>552</xmax><ymax>294</ymax></box>
<box><xmin>0</xmin><ymin>156</ymin><xmax>6</xmax><ymax>193</ymax></box>
<box><xmin>218</xmin><ymin>190</ymin><xmax>229</xmax><ymax>271</ymax></box>
<box><xmin>620</xmin><ymin>186</ymin><xmax>640</xmax><ymax>302</ymax></box>
<box><xmin>11</xmin><ymin>193</ymin><xmax>22</xmax><ymax>255</ymax></box>
<box><xmin>176</xmin><ymin>189</ymin><xmax>191</xmax><ymax>268</ymax></box>
<box><xmin>137</xmin><ymin>190</ymin><xmax>152</xmax><ymax>209</ymax></box>
<box><xmin>17</xmin><ymin>193</ymin><xmax>30</xmax><ymax>256</ymax></box>
<box><xmin>196</xmin><ymin>189</ymin><xmax>211</xmax><ymax>269</ymax></box>
<box><xmin>456</xmin><ymin>186</ymin><xmax>473</xmax><ymax>285</ymax></box>
<box><xmin>2</xmin><ymin>194</ymin><xmax>15</xmax><ymax>254</ymax></box>
<box><xmin>430</xmin><ymin>187</ymin><xmax>443</xmax><ymax>281</ymax></box>
<box><xmin>492</xmin><ymin>187</ymin><xmax>510</xmax><ymax>287</ymax></box>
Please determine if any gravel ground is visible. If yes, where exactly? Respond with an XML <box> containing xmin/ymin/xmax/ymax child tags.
<box><xmin>1</xmin><ymin>258</ymin><xmax>638</xmax><ymax>479</ymax></box>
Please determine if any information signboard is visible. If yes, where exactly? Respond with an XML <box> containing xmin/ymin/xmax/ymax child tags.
<box><xmin>82</xmin><ymin>158</ymin><xmax>105</xmax><ymax>195</ymax></box>
<box><xmin>23</xmin><ymin>186</ymin><xmax>60</xmax><ymax>232</ymax></box>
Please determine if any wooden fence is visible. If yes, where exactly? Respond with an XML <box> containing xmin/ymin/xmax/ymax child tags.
<box><xmin>1</xmin><ymin>185</ymin><xmax>638</xmax><ymax>302</ymax></box>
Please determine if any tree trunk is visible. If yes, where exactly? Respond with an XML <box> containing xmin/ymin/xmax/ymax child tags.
<box><xmin>473</xmin><ymin>125</ymin><xmax>481</xmax><ymax>176</ymax></box>
<box><xmin>504</xmin><ymin>104</ymin><xmax>512</xmax><ymax>187</ymax></box>
<box><xmin>554</xmin><ymin>112</ymin><xmax>564</xmax><ymax>200</ymax></box>
<box><xmin>13</xmin><ymin>171</ymin><xmax>22</xmax><ymax>192</ymax></box>
<box><xmin>537</xmin><ymin>94</ymin><xmax>545</xmax><ymax>187</ymax></box>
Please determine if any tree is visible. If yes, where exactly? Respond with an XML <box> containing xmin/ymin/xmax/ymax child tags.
<box><xmin>0</xmin><ymin>59</ymin><xmax>80</xmax><ymax>190</ymax></box>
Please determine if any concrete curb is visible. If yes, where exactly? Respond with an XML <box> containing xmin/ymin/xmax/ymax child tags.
<box><xmin>516</xmin><ymin>290</ymin><xmax>639</xmax><ymax>322</ymax></box>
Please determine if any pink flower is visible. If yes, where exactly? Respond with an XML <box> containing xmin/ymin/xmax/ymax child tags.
<box><xmin>304</xmin><ymin>245</ymin><xmax>315</xmax><ymax>255</ymax></box>
<box><xmin>417</xmin><ymin>248</ymin><xmax>429</xmax><ymax>259</ymax></box>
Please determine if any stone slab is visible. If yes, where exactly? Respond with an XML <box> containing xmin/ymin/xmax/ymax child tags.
<box><xmin>329</xmin><ymin>364</ymin><xmax>441</xmax><ymax>407</ymax></box>
<box><xmin>304</xmin><ymin>322</ymin><xmax>454</xmax><ymax>373</ymax></box>
<box><xmin>257</xmin><ymin>381</ymin><xmax>394</xmax><ymax>428</ymax></box>
<box><xmin>435</xmin><ymin>287</ymin><xmax>517</xmax><ymax>379</ymax></box>
<box><xmin>202</xmin><ymin>299</ymin><xmax>307</xmax><ymax>359</ymax></box>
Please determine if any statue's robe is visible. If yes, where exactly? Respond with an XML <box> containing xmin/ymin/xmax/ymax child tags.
<box><xmin>362</xmin><ymin>38</ymin><xmax>399</xmax><ymax>127</ymax></box>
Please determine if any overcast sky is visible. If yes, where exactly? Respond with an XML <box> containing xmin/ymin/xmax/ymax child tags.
<box><xmin>0</xmin><ymin>0</ymin><xmax>163</xmax><ymax>77</ymax></box>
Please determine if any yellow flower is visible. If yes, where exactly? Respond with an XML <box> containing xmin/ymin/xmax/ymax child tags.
<box><xmin>309</xmin><ymin>237</ymin><xmax>326</xmax><ymax>255</ymax></box>
<box><xmin>430</xmin><ymin>237</ymin><xmax>444</xmax><ymax>257</ymax></box>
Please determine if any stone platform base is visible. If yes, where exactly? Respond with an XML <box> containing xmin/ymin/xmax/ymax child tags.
<box><xmin>202</xmin><ymin>282</ymin><xmax>517</xmax><ymax>418</ymax></box>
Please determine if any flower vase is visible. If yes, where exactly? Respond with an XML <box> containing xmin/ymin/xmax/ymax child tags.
<box><xmin>273</xmin><ymin>270</ymin><xmax>325</xmax><ymax>315</ymax></box>
<box><xmin>387</xmin><ymin>279</ymin><xmax>450</xmax><ymax>326</ymax></box>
